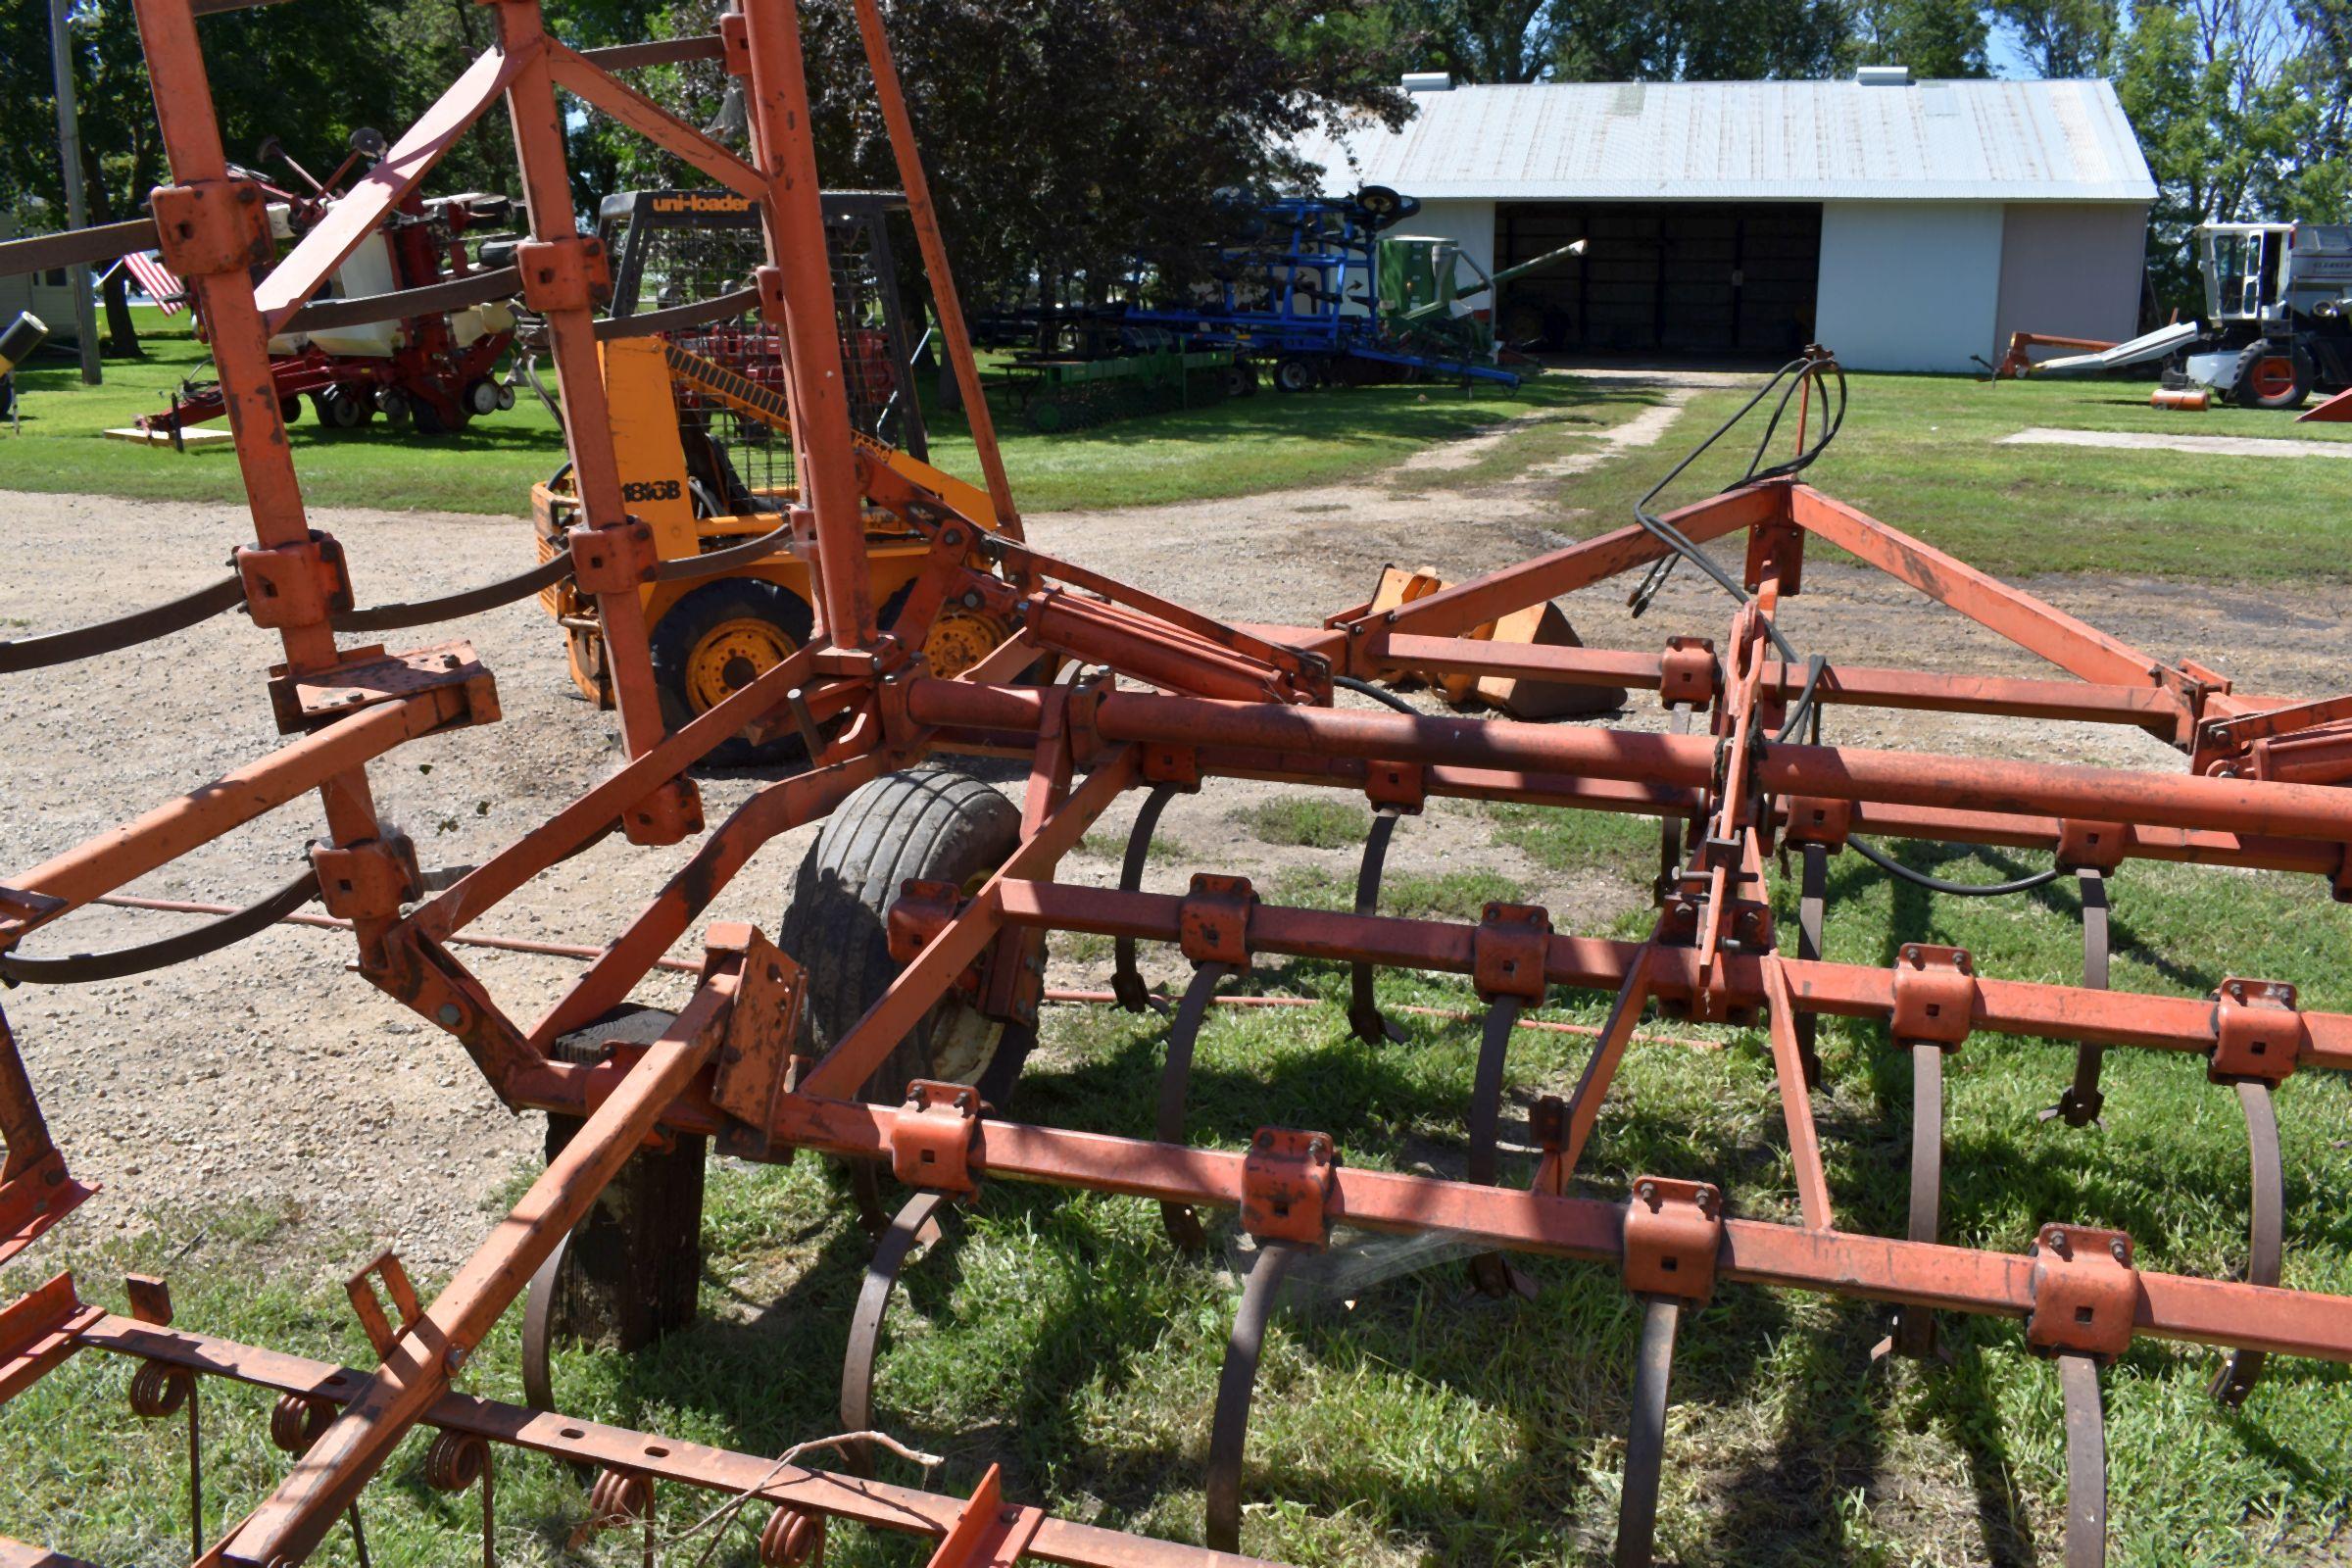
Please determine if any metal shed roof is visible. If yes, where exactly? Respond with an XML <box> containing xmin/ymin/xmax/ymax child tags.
<box><xmin>1294</xmin><ymin>77</ymin><xmax>2156</xmax><ymax>204</ymax></box>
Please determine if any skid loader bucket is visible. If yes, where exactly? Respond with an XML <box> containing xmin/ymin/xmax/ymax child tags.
<box><xmin>1364</xmin><ymin>565</ymin><xmax>1625</xmax><ymax>719</ymax></box>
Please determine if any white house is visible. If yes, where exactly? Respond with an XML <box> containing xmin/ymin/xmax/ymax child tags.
<box><xmin>1292</xmin><ymin>69</ymin><xmax>2157</xmax><ymax>373</ymax></box>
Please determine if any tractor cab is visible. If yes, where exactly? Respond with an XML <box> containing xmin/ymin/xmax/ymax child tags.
<box><xmin>2182</xmin><ymin>220</ymin><xmax>2352</xmax><ymax>408</ymax></box>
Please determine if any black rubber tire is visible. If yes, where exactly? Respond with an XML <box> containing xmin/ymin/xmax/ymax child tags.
<box><xmin>1272</xmin><ymin>356</ymin><xmax>1316</xmax><ymax>394</ymax></box>
<box><xmin>315</xmin><ymin>387</ymin><xmax>371</xmax><ymax>428</ymax></box>
<box><xmin>777</xmin><ymin>769</ymin><xmax>1035</xmax><ymax>1107</ymax></box>
<box><xmin>412</xmin><ymin>395</ymin><xmax>471</xmax><ymax>436</ymax></box>
<box><xmin>2231</xmin><ymin>339</ymin><xmax>2315</xmax><ymax>410</ymax></box>
<box><xmin>647</xmin><ymin>577</ymin><xmax>815</xmax><ymax>768</ymax></box>
<box><xmin>1221</xmin><ymin>362</ymin><xmax>1257</xmax><ymax>400</ymax></box>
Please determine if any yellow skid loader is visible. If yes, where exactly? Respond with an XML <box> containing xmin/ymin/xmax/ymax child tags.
<box><xmin>531</xmin><ymin>335</ymin><xmax>1018</xmax><ymax>761</ymax></box>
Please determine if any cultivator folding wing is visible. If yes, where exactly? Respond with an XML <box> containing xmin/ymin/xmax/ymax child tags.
<box><xmin>2</xmin><ymin>2</ymin><xmax>2351</xmax><ymax>1564</ymax></box>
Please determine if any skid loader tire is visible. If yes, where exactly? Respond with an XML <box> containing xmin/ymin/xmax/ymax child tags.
<box><xmin>778</xmin><ymin>769</ymin><xmax>1036</xmax><ymax>1110</ymax></box>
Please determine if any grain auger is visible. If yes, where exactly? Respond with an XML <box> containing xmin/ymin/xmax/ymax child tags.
<box><xmin>1</xmin><ymin>1</ymin><xmax>2351</xmax><ymax>1564</ymax></box>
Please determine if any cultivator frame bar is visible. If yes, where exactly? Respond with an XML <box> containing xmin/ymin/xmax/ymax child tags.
<box><xmin>1</xmin><ymin>1</ymin><xmax>2350</xmax><ymax>1564</ymax></box>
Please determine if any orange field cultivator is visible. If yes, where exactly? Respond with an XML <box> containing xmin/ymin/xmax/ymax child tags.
<box><xmin>2</xmin><ymin>3</ymin><xmax>2351</xmax><ymax>1565</ymax></box>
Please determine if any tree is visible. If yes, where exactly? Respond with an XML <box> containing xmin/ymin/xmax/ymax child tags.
<box><xmin>1845</xmin><ymin>0</ymin><xmax>1990</xmax><ymax>76</ymax></box>
<box><xmin>1391</xmin><ymin>0</ymin><xmax>1557</xmax><ymax>81</ymax></box>
<box><xmin>1549</xmin><ymin>0</ymin><xmax>1847</xmax><ymax>80</ymax></box>
<box><xmin>787</xmin><ymin>0</ymin><xmax>1411</xmax><ymax>308</ymax></box>
<box><xmin>1993</xmin><ymin>0</ymin><xmax>2118</xmax><ymax>75</ymax></box>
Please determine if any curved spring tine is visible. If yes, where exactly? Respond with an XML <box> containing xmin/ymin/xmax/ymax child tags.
<box><xmin>848</xmin><ymin>1155</ymin><xmax>892</xmax><ymax>1237</ymax></box>
<box><xmin>519</xmin><ymin>1228</ymin><xmax>595</xmax><ymax>1482</ymax></box>
<box><xmin>520</xmin><ymin>1227</ymin><xmax>572</xmax><ymax>1413</ymax></box>
<box><xmin>1881</xmin><ymin>1043</ymin><xmax>1943</xmax><ymax>1360</ymax></box>
<box><xmin>2043</xmin><ymin>869</ymin><xmax>2110</xmax><ymax>1127</ymax></box>
<box><xmin>1466</xmin><ymin>995</ymin><xmax>1537</xmax><ymax>1299</ymax></box>
<box><xmin>1111</xmin><ymin>785</ymin><xmax>1179</xmax><ymax>1013</ymax></box>
<box><xmin>1655</xmin><ymin>705</ymin><xmax>1694</xmax><ymax>904</ymax></box>
<box><xmin>2058</xmin><ymin>1351</ymin><xmax>2108</xmax><ymax>1568</ymax></box>
<box><xmin>1158</xmin><ymin>962</ymin><xmax>1236</xmax><ymax>1251</ymax></box>
<box><xmin>1792</xmin><ymin>842</ymin><xmax>1827</xmax><ymax>1088</ymax></box>
<box><xmin>1205</xmin><ymin>1241</ymin><xmax>1302</xmax><ymax>1553</ymax></box>
<box><xmin>2210</xmin><ymin>1079</ymin><xmax>2283</xmax><ymax>1406</ymax></box>
<box><xmin>841</xmin><ymin>1190</ymin><xmax>953</xmax><ymax>1478</ymax></box>
<box><xmin>1347</xmin><ymin>807</ymin><xmax>1408</xmax><ymax>1046</ymax></box>
<box><xmin>1614</xmin><ymin>1296</ymin><xmax>1683</xmax><ymax>1568</ymax></box>
<box><xmin>187</xmin><ymin>1379</ymin><xmax>203</xmax><ymax>1562</ymax></box>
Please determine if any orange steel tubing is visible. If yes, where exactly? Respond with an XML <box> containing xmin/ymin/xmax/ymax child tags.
<box><xmin>1788</xmin><ymin>485</ymin><xmax>2165</xmax><ymax>689</ymax></box>
<box><xmin>981</xmin><ymin>880</ymin><xmax>2352</xmax><ymax>1069</ymax></box>
<box><xmin>213</xmin><ymin>974</ymin><xmax>737</xmax><ymax>1566</ymax></box>
<box><xmin>744</xmin><ymin>1090</ymin><xmax>2352</xmax><ymax>1364</ymax></box>
<box><xmin>491</xmin><ymin>0</ymin><xmax>670</xmax><ymax>759</ymax></box>
<box><xmin>1029</xmin><ymin>688</ymin><xmax>2352</xmax><ymax>844</ymax></box>
<box><xmin>124</xmin><ymin>0</ymin><xmax>389</xmax><ymax>873</ymax></box>
<box><xmin>1760</xmin><ymin>956</ymin><xmax>1834</xmax><ymax>1231</ymax></box>
<box><xmin>734</xmin><ymin>0</ymin><xmax>876</xmax><ymax>647</ymax></box>
<box><xmin>0</xmin><ymin>693</ymin><xmax>459</xmax><ymax>942</ymax></box>
<box><xmin>846</xmin><ymin>0</ymin><xmax>1021</xmax><ymax>539</ymax></box>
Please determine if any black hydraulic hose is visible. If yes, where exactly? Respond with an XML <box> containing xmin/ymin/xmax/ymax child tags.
<box><xmin>1333</xmin><ymin>674</ymin><xmax>1420</xmax><ymax>715</ymax></box>
<box><xmin>1846</xmin><ymin>835</ymin><xmax>2061</xmax><ymax>898</ymax></box>
<box><xmin>1628</xmin><ymin>355</ymin><xmax>2047</xmax><ymax>900</ymax></box>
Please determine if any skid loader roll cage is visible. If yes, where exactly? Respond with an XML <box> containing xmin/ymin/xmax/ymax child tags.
<box><xmin>0</xmin><ymin>3</ymin><xmax>2349</xmax><ymax>1566</ymax></box>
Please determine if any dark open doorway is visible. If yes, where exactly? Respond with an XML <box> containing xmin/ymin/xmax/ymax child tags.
<box><xmin>1495</xmin><ymin>202</ymin><xmax>1821</xmax><ymax>357</ymax></box>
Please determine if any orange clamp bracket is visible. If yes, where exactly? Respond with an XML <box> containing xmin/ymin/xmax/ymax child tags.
<box><xmin>1364</xmin><ymin>760</ymin><xmax>1427</xmax><ymax>814</ymax></box>
<box><xmin>2055</xmin><ymin>818</ymin><xmax>2128</xmax><ymax>873</ymax></box>
<box><xmin>1890</xmin><ymin>944</ymin><xmax>1975</xmax><ymax>1049</ymax></box>
<box><xmin>566</xmin><ymin>519</ymin><xmax>659</xmax><ymax>596</ymax></box>
<box><xmin>311</xmin><ymin>834</ymin><xmax>423</xmax><ymax>922</ymax></box>
<box><xmin>1622</xmin><ymin>1177</ymin><xmax>1723</xmax><ymax>1301</ymax></box>
<box><xmin>1659</xmin><ymin>636</ymin><xmax>1719</xmax><ymax>709</ymax></box>
<box><xmin>1782</xmin><ymin>795</ymin><xmax>1851</xmax><ymax>851</ymax></box>
<box><xmin>1241</xmin><ymin>1128</ymin><xmax>1336</xmax><ymax>1248</ymax></box>
<box><xmin>149</xmin><ymin>179</ymin><xmax>272</xmax><ymax>277</ymax></box>
<box><xmin>2209</xmin><ymin>978</ymin><xmax>2302</xmax><ymax>1085</ymax></box>
<box><xmin>1179</xmin><ymin>874</ymin><xmax>1255</xmax><ymax>967</ymax></box>
<box><xmin>1473</xmin><ymin>902</ymin><xmax>1551</xmax><ymax>1002</ymax></box>
<box><xmin>237</xmin><ymin>533</ymin><xmax>354</xmax><ymax>630</ymax></box>
<box><xmin>514</xmin><ymin>234</ymin><xmax>612</xmax><ymax>314</ymax></box>
<box><xmin>892</xmin><ymin>1081</ymin><xmax>981</xmax><ymax>1196</ymax></box>
<box><xmin>2026</xmin><ymin>1225</ymin><xmax>2137</xmax><ymax>1362</ymax></box>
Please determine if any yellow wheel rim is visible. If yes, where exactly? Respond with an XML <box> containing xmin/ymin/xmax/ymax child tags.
<box><xmin>684</xmin><ymin>615</ymin><xmax>796</xmax><ymax>712</ymax></box>
<box><xmin>922</xmin><ymin>609</ymin><xmax>1010</xmax><ymax>679</ymax></box>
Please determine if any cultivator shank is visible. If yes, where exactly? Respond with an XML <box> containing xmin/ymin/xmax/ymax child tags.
<box><xmin>0</xmin><ymin>1</ymin><xmax>2349</xmax><ymax>1562</ymax></box>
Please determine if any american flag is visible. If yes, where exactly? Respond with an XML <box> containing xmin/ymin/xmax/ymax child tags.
<box><xmin>122</xmin><ymin>250</ymin><xmax>185</xmax><ymax>316</ymax></box>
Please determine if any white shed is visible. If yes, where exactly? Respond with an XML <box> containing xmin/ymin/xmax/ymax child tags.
<box><xmin>1292</xmin><ymin>71</ymin><xmax>2156</xmax><ymax>373</ymax></box>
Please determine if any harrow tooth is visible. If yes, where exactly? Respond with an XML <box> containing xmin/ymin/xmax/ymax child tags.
<box><xmin>1792</xmin><ymin>840</ymin><xmax>1829</xmax><ymax>1088</ymax></box>
<box><xmin>2043</xmin><ymin>868</ymin><xmax>2113</xmax><ymax>1128</ymax></box>
<box><xmin>1346</xmin><ymin>806</ymin><xmax>1408</xmax><ymax>1047</ymax></box>
<box><xmin>1615</xmin><ymin>1296</ymin><xmax>1682</xmax><ymax>1568</ymax></box>
<box><xmin>2209</xmin><ymin>1079</ymin><xmax>2283</xmax><ymax>1406</ymax></box>
<box><xmin>1883</xmin><ymin>1040</ymin><xmax>1948</xmax><ymax>1362</ymax></box>
<box><xmin>1156</xmin><ymin>962</ymin><xmax>1238</xmax><ymax>1253</ymax></box>
<box><xmin>2057</xmin><ymin>1352</ymin><xmax>2109</xmax><ymax>1568</ymax></box>
<box><xmin>1204</xmin><ymin>1241</ymin><xmax>1304</xmax><ymax>1553</ymax></box>
<box><xmin>840</xmin><ymin>1190</ymin><xmax>952</xmax><ymax>1477</ymax></box>
<box><xmin>518</xmin><ymin>1229</ymin><xmax>571</xmax><ymax>1418</ymax></box>
<box><xmin>1110</xmin><ymin>785</ymin><xmax>1179</xmax><ymax>1015</ymax></box>
<box><xmin>1465</xmin><ymin>995</ymin><xmax>1533</xmax><ymax>1298</ymax></box>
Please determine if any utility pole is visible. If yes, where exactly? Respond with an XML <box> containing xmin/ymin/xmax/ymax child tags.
<box><xmin>48</xmin><ymin>0</ymin><xmax>102</xmax><ymax>385</ymax></box>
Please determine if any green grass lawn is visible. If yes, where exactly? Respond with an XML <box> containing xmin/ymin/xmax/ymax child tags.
<box><xmin>8</xmin><ymin>808</ymin><xmax>2347</xmax><ymax>1566</ymax></box>
<box><xmin>0</xmin><ymin>312</ymin><xmax>1585</xmax><ymax>516</ymax></box>
<box><xmin>1533</xmin><ymin>369</ymin><xmax>2352</xmax><ymax>584</ymax></box>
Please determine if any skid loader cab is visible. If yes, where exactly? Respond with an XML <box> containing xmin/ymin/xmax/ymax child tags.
<box><xmin>535</xmin><ymin>190</ymin><xmax>1023</xmax><ymax>762</ymax></box>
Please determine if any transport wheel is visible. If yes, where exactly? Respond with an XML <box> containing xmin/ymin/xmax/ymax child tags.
<box><xmin>465</xmin><ymin>377</ymin><xmax>503</xmax><ymax>416</ymax></box>
<box><xmin>647</xmin><ymin>577</ymin><xmax>814</xmax><ymax>766</ymax></box>
<box><xmin>2231</xmin><ymin>340</ymin><xmax>2314</xmax><ymax>410</ymax></box>
<box><xmin>376</xmin><ymin>388</ymin><xmax>413</xmax><ymax>430</ymax></box>
<box><xmin>278</xmin><ymin>395</ymin><xmax>302</xmax><ymax>424</ymax></box>
<box><xmin>1222</xmin><ymin>362</ymin><xmax>1257</xmax><ymax>399</ymax></box>
<box><xmin>1272</xmin><ymin>356</ymin><xmax>1316</xmax><ymax>393</ymax></box>
<box><xmin>777</xmin><ymin>769</ymin><xmax>1036</xmax><ymax>1107</ymax></box>
<box><xmin>412</xmin><ymin>395</ymin><xmax>471</xmax><ymax>435</ymax></box>
<box><xmin>314</xmin><ymin>387</ymin><xmax>371</xmax><ymax>428</ymax></box>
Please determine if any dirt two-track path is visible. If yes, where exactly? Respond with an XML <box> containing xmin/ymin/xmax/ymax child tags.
<box><xmin>1</xmin><ymin>368</ymin><xmax>2343</xmax><ymax>1274</ymax></box>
